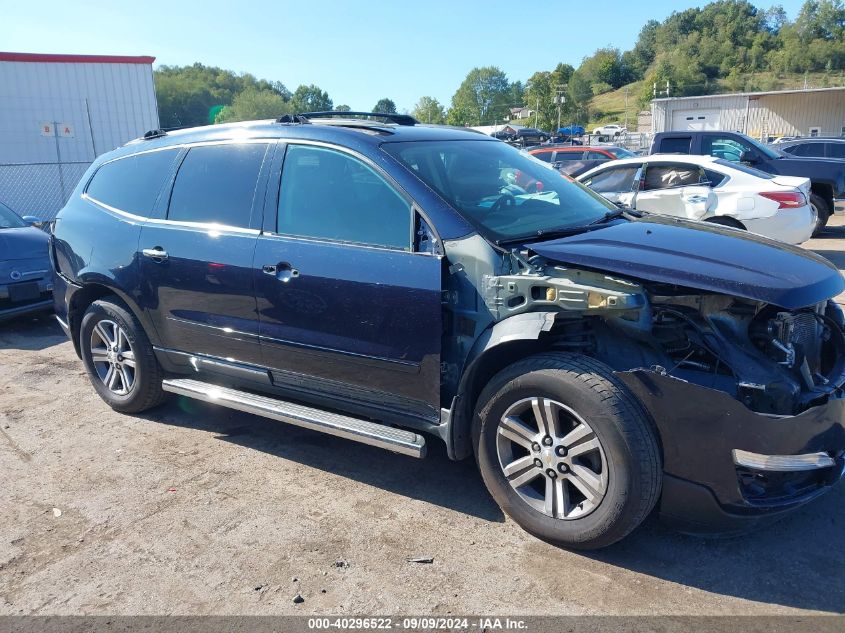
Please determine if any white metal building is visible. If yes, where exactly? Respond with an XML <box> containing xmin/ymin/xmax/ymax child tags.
<box><xmin>0</xmin><ymin>52</ymin><xmax>159</xmax><ymax>218</ymax></box>
<box><xmin>651</xmin><ymin>86</ymin><xmax>845</xmax><ymax>140</ymax></box>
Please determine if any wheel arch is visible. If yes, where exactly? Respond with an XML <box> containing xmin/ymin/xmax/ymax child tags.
<box><xmin>66</xmin><ymin>281</ymin><xmax>157</xmax><ymax>358</ymax></box>
<box><xmin>448</xmin><ymin>312</ymin><xmax>559</xmax><ymax>460</ymax></box>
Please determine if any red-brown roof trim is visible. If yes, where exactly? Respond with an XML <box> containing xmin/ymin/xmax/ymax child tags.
<box><xmin>0</xmin><ymin>52</ymin><xmax>155</xmax><ymax>64</ymax></box>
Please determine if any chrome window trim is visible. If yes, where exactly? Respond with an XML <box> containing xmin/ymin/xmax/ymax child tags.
<box><xmin>82</xmin><ymin>194</ymin><xmax>260</xmax><ymax>235</ymax></box>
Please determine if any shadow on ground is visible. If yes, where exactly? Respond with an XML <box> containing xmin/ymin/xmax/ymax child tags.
<box><xmin>142</xmin><ymin>394</ymin><xmax>845</xmax><ymax>613</ymax></box>
<box><xmin>143</xmin><ymin>396</ymin><xmax>504</xmax><ymax>523</ymax></box>
<box><xmin>0</xmin><ymin>313</ymin><xmax>65</xmax><ymax>351</ymax></box>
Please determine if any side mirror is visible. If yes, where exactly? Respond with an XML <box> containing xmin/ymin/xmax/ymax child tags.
<box><xmin>739</xmin><ymin>150</ymin><xmax>756</xmax><ymax>164</ymax></box>
<box><xmin>21</xmin><ymin>215</ymin><xmax>44</xmax><ymax>227</ymax></box>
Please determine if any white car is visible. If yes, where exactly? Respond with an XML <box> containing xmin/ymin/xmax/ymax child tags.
<box><xmin>577</xmin><ymin>154</ymin><xmax>815</xmax><ymax>245</ymax></box>
<box><xmin>593</xmin><ymin>124</ymin><xmax>626</xmax><ymax>137</ymax></box>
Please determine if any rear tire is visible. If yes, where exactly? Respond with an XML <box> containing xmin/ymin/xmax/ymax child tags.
<box><xmin>80</xmin><ymin>297</ymin><xmax>167</xmax><ymax>414</ymax></box>
<box><xmin>810</xmin><ymin>193</ymin><xmax>830</xmax><ymax>236</ymax></box>
<box><xmin>473</xmin><ymin>353</ymin><xmax>661</xmax><ymax>550</ymax></box>
<box><xmin>705</xmin><ymin>216</ymin><xmax>746</xmax><ymax>230</ymax></box>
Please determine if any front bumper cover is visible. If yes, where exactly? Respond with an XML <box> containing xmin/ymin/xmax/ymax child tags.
<box><xmin>617</xmin><ymin>369</ymin><xmax>845</xmax><ymax>535</ymax></box>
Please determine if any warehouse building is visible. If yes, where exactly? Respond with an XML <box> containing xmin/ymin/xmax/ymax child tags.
<box><xmin>0</xmin><ymin>52</ymin><xmax>159</xmax><ymax>219</ymax></box>
<box><xmin>651</xmin><ymin>86</ymin><xmax>845</xmax><ymax>140</ymax></box>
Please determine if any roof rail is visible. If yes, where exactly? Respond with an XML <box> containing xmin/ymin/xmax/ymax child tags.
<box><xmin>141</xmin><ymin>129</ymin><xmax>167</xmax><ymax>140</ymax></box>
<box><xmin>296</xmin><ymin>111</ymin><xmax>419</xmax><ymax>126</ymax></box>
<box><xmin>276</xmin><ymin>114</ymin><xmax>312</xmax><ymax>124</ymax></box>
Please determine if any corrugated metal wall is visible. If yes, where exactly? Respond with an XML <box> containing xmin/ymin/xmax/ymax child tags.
<box><xmin>0</xmin><ymin>60</ymin><xmax>159</xmax><ymax>218</ymax></box>
<box><xmin>652</xmin><ymin>89</ymin><xmax>845</xmax><ymax>139</ymax></box>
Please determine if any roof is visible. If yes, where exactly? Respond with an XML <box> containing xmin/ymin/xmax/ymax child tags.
<box><xmin>0</xmin><ymin>52</ymin><xmax>155</xmax><ymax>64</ymax></box>
<box><xmin>115</xmin><ymin>118</ymin><xmax>496</xmax><ymax>160</ymax></box>
<box><xmin>652</xmin><ymin>85</ymin><xmax>845</xmax><ymax>103</ymax></box>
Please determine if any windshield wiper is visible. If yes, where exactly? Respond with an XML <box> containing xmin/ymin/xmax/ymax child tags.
<box><xmin>587</xmin><ymin>207</ymin><xmax>629</xmax><ymax>225</ymax></box>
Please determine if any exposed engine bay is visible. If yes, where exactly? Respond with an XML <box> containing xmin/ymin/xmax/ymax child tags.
<box><xmin>484</xmin><ymin>250</ymin><xmax>845</xmax><ymax>416</ymax></box>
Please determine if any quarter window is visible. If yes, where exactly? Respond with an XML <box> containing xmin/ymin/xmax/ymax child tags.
<box><xmin>168</xmin><ymin>143</ymin><xmax>268</xmax><ymax>228</ymax></box>
<box><xmin>86</xmin><ymin>149</ymin><xmax>179</xmax><ymax>215</ymax></box>
<box><xmin>277</xmin><ymin>145</ymin><xmax>411</xmax><ymax>250</ymax></box>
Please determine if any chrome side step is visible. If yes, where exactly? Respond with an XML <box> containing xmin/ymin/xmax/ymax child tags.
<box><xmin>161</xmin><ymin>378</ymin><xmax>427</xmax><ymax>458</ymax></box>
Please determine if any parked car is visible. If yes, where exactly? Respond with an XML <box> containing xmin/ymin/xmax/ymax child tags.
<box><xmin>578</xmin><ymin>155</ymin><xmax>815</xmax><ymax>244</ymax></box>
<box><xmin>777</xmin><ymin>137</ymin><xmax>845</xmax><ymax>160</ymax></box>
<box><xmin>497</xmin><ymin>127</ymin><xmax>549</xmax><ymax>147</ymax></box>
<box><xmin>52</xmin><ymin>111</ymin><xmax>845</xmax><ymax>549</ymax></box>
<box><xmin>558</xmin><ymin>125</ymin><xmax>585</xmax><ymax>136</ymax></box>
<box><xmin>593</xmin><ymin>124</ymin><xmax>626</xmax><ymax>138</ymax></box>
<box><xmin>650</xmin><ymin>130</ymin><xmax>845</xmax><ymax>234</ymax></box>
<box><xmin>0</xmin><ymin>201</ymin><xmax>53</xmax><ymax>322</ymax></box>
<box><xmin>529</xmin><ymin>145</ymin><xmax>637</xmax><ymax>177</ymax></box>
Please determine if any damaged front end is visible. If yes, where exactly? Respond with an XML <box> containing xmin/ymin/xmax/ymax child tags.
<box><xmin>484</xmin><ymin>251</ymin><xmax>845</xmax><ymax>534</ymax></box>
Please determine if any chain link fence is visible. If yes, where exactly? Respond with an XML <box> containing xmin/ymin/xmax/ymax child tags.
<box><xmin>0</xmin><ymin>161</ymin><xmax>90</xmax><ymax>219</ymax></box>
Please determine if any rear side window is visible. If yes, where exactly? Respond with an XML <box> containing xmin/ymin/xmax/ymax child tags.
<box><xmin>643</xmin><ymin>164</ymin><xmax>705</xmax><ymax>190</ymax></box>
<box><xmin>553</xmin><ymin>151</ymin><xmax>585</xmax><ymax>161</ymax></box>
<box><xmin>86</xmin><ymin>149</ymin><xmax>179</xmax><ymax>215</ymax></box>
<box><xmin>585</xmin><ymin>151</ymin><xmax>610</xmax><ymax>160</ymax></box>
<box><xmin>168</xmin><ymin>143</ymin><xmax>268</xmax><ymax>228</ymax></box>
<box><xmin>830</xmin><ymin>143</ymin><xmax>845</xmax><ymax>159</ymax></box>
<box><xmin>531</xmin><ymin>151</ymin><xmax>553</xmax><ymax>163</ymax></box>
<box><xmin>277</xmin><ymin>145</ymin><xmax>411</xmax><ymax>250</ymax></box>
<box><xmin>658</xmin><ymin>137</ymin><xmax>692</xmax><ymax>154</ymax></box>
<box><xmin>791</xmin><ymin>143</ymin><xmax>825</xmax><ymax>157</ymax></box>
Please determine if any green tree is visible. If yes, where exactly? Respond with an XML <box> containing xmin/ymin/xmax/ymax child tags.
<box><xmin>411</xmin><ymin>96</ymin><xmax>446</xmax><ymax>124</ymax></box>
<box><xmin>214</xmin><ymin>88</ymin><xmax>290</xmax><ymax>123</ymax></box>
<box><xmin>154</xmin><ymin>63</ymin><xmax>289</xmax><ymax>127</ymax></box>
<box><xmin>446</xmin><ymin>66</ymin><xmax>513</xmax><ymax>126</ymax></box>
<box><xmin>334</xmin><ymin>104</ymin><xmax>352</xmax><ymax>111</ymax></box>
<box><xmin>290</xmin><ymin>84</ymin><xmax>333</xmax><ymax>113</ymax></box>
<box><xmin>372</xmin><ymin>98</ymin><xmax>397</xmax><ymax>113</ymax></box>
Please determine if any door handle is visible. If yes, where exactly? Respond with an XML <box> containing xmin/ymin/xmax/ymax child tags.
<box><xmin>142</xmin><ymin>247</ymin><xmax>168</xmax><ymax>261</ymax></box>
<box><xmin>684</xmin><ymin>195</ymin><xmax>708</xmax><ymax>204</ymax></box>
<box><xmin>263</xmin><ymin>262</ymin><xmax>299</xmax><ymax>283</ymax></box>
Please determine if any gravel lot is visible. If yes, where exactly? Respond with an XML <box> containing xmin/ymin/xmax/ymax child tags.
<box><xmin>1</xmin><ymin>219</ymin><xmax>845</xmax><ymax>616</ymax></box>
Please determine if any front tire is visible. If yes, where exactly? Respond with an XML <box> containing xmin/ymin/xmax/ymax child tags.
<box><xmin>474</xmin><ymin>353</ymin><xmax>661</xmax><ymax>549</ymax></box>
<box><xmin>80</xmin><ymin>297</ymin><xmax>167</xmax><ymax>413</ymax></box>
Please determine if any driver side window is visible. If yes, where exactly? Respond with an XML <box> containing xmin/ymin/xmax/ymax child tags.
<box><xmin>702</xmin><ymin>137</ymin><xmax>750</xmax><ymax>162</ymax></box>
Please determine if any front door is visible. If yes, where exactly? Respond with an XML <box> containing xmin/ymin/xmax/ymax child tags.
<box><xmin>254</xmin><ymin>143</ymin><xmax>443</xmax><ymax>422</ymax></box>
<box><xmin>137</xmin><ymin>141</ymin><xmax>274</xmax><ymax>365</ymax></box>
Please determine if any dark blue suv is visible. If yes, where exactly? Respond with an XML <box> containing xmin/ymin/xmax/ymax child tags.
<box><xmin>52</xmin><ymin>112</ymin><xmax>845</xmax><ymax>549</ymax></box>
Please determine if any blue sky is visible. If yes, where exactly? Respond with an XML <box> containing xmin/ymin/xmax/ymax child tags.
<box><xmin>5</xmin><ymin>0</ymin><xmax>807</xmax><ymax>112</ymax></box>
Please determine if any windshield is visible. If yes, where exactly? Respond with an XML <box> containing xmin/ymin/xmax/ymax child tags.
<box><xmin>743</xmin><ymin>135</ymin><xmax>782</xmax><ymax>159</ymax></box>
<box><xmin>0</xmin><ymin>202</ymin><xmax>25</xmax><ymax>229</ymax></box>
<box><xmin>608</xmin><ymin>147</ymin><xmax>637</xmax><ymax>158</ymax></box>
<box><xmin>382</xmin><ymin>140</ymin><xmax>616</xmax><ymax>242</ymax></box>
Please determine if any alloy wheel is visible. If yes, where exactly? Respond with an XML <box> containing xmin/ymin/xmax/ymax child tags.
<box><xmin>89</xmin><ymin>319</ymin><xmax>136</xmax><ymax>396</ymax></box>
<box><xmin>496</xmin><ymin>397</ymin><xmax>609</xmax><ymax>520</ymax></box>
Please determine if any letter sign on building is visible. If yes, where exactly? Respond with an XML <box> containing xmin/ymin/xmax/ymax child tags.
<box><xmin>40</xmin><ymin>122</ymin><xmax>54</xmax><ymax>136</ymax></box>
<box><xmin>59</xmin><ymin>123</ymin><xmax>75</xmax><ymax>138</ymax></box>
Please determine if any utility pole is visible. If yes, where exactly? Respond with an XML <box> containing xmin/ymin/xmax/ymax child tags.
<box><xmin>555</xmin><ymin>86</ymin><xmax>565</xmax><ymax>135</ymax></box>
<box><xmin>624</xmin><ymin>85</ymin><xmax>629</xmax><ymax>129</ymax></box>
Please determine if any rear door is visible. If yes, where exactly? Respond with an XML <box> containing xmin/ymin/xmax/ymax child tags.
<box><xmin>634</xmin><ymin>162</ymin><xmax>712</xmax><ymax>220</ymax></box>
<box><xmin>137</xmin><ymin>141</ymin><xmax>273</xmax><ymax>365</ymax></box>
<box><xmin>253</xmin><ymin>142</ymin><xmax>443</xmax><ymax>422</ymax></box>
